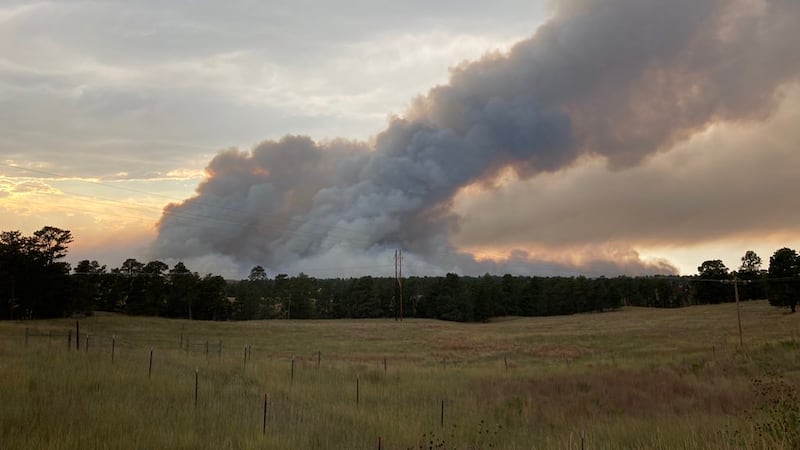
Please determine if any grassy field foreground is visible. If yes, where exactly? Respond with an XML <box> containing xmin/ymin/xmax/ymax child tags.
<box><xmin>1</xmin><ymin>301</ymin><xmax>800</xmax><ymax>449</ymax></box>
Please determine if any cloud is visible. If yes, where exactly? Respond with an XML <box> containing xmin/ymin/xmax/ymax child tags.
<box><xmin>0</xmin><ymin>181</ymin><xmax>9</xmax><ymax>198</ymax></box>
<box><xmin>0</xmin><ymin>0</ymin><xmax>546</xmax><ymax>182</ymax></box>
<box><xmin>453</xmin><ymin>84</ymin><xmax>800</xmax><ymax>251</ymax></box>
<box><xmin>148</xmin><ymin>0</ymin><xmax>800</xmax><ymax>277</ymax></box>
<box><xmin>0</xmin><ymin>178</ymin><xmax>60</xmax><ymax>195</ymax></box>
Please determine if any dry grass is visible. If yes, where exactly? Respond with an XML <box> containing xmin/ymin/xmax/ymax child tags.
<box><xmin>1</xmin><ymin>301</ymin><xmax>799</xmax><ymax>449</ymax></box>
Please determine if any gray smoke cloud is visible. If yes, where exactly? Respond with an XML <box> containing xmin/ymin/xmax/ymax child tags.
<box><xmin>153</xmin><ymin>0</ymin><xmax>800</xmax><ymax>278</ymax></box>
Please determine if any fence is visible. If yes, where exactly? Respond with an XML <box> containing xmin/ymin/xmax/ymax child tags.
<box><xmin>8</xmin><ymin>318</ymin><xmax>766</xmax><ymax>449</ymax></box>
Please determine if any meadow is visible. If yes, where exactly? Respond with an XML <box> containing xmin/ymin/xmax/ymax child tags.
<box><xmin>1</xmin><ymin>300</ymin><xmax>799</xmax><ymax>449</ymax></box>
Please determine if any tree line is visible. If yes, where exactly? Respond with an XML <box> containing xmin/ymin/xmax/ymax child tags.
<box><xmin>1</xmin><ymin>227</ymin><xmax>799</xmax><ymax>321</ymax></box>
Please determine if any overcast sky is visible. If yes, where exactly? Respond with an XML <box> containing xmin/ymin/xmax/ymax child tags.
<box><xmin>1</xmin><ymin>0</ymin><xmax>799</xmax><ymax>278</ymax></box>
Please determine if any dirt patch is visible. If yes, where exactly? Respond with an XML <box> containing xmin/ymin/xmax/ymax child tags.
<box><xmin>470</xmin><ymin>367</ymin><xmax>752</xmax><ymax>423</ymax></box>
<box><xmin>529</xmin><ymin>344</ymin><xmax>591</xmax><ymax>359</ymax></box>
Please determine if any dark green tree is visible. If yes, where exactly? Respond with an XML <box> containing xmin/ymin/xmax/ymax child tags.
<box><xmin>740</xmin><ymin>250</ymin><xmax>763</xmax><ymax>274</ymax></box>
<box><xmin>738</xmin><ymin>250</ymin><xmax>765</xmax><ymax>300</ymax></box>
<box><xmin>232</xmin><ymin>266</ymin><xmax>272</xmax><ymax>320</ymax></box>
<box><xmin>72</xmin><ymin>260</ymin><xmax>106</xmax><ymax>315</ymax></box>
<box><xmin>472</xmin><ymin>274</ymin><xmax>498</xmax><ymax>322</ymax></box>
<box><xmin>119</xmin><ymin>258</ymin><xmax>147</xmax><ymax>314</ymax></box>
<box><xmin>348</xmin><ymin>276</ymin><xmax>378</xmax><ymax>318</ymax></box>
<box><xmin>167</xmin><ymin>262</ymin><xmax>198</xmax><ymax>319</ymax></box>
<box><xmin>274</xmin><ymin>274</ymin><xmax>290</xmax><ymax>318</ymax></box>
<box><xmin>249</xmin><ymin>266</ymin><xmax>267</xmax><ymax>282</ymax></box>
<box><xmin>32</xmin><ymin>226</ymin><xmax>73</xmax><ymax>265</ymax></box>
<box><xmin>287</xmin><ymin>273</ymin><xmax>315</xmax><ymax>319</ymax></box>
<box><xmin>0</xmin><ymin>227</ymin><xmax>73</xmax><ymax>318</ymax></box>
<box><xmin>768</xmin><ymin>248</ymin><xmax>800</xmax><ymax>313</ymax></box>
<box><xmin>695</xmin><ymin>260</ymin><xmax>731</xmax><ymax>303</ymax></box>
<box><xmin>195</xmin><ymin>275</ymin><xmax>230</xmax><ymax>320</ymax></box>
<box><xmin>137</xmin><ymin>261</ymin><xmax>169</xmax><ymax>315</ymax></box>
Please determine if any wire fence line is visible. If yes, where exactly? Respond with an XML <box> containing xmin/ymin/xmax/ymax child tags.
<box><xmin>5</xmin><ymin>318</ymin><xmax>789</xmax><ymax>449</ymax></box>
<box><xmin>9</xmin><ymin>318</ymin><xmax>758</xmax><ymax>375</ymax></box>
<box><xmin>6</xmin><ymin>326</ymin><xmax>481</xmax><ymax>449</ymax></box>
<box><xmin>12</xmin><ymin>323</ymin><xmax>463</xmax><ymax>368</ymax></box>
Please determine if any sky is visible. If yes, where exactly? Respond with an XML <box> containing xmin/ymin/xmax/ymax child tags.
<box><xmin>1</xmin><ymin>0</ymin><xmax>799</xmax><ymax>279</ymax></box>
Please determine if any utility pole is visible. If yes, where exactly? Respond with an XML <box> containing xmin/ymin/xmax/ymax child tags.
<box><xmin>734</xmin><ymin>276</ymin><xmax>743</xmax><ymax>349</ymax></box>
<box><xmin>394</xmin><ymin>250</ymin><xmax>398</xmax><ymax>321</ymax></box>
<box><xmin>395</xmin><ymin>249</ymin><xmax>403</xmax><ymax>322</ymax></box>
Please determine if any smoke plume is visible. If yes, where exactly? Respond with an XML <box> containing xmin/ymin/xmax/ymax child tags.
<box><xmin>153</xmin><ymin>0</ymin><xmax>800</xmax><ymax>277</ymax></box>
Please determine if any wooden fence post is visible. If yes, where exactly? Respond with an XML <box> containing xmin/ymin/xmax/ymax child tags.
<box><xmin>262</xmin><ymin>393</ymin><xmax>268</xmax><ymax>434</ymax></box>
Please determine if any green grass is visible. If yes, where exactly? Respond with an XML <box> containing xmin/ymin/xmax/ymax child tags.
<box><xmin>2</xmin><ymin>301</ymin><xmax>800</xmax><ymax>449</ymax></box>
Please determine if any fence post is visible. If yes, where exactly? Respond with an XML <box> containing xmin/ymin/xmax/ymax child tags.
<box><xmin>262</xmin><ymin>393</ymin><xmax>268</xmax><ymax>434</ymax></box>
<box><xmin>440</xmin><ymin>399</ymin><xmax>445</xmax><ymax>427</ymax></box>
<box><xmin>194</xmin><ymin>368</ymin><xmax>199</xmax><ymax>408</ymax></box>
<box><xmin>291</xmin><ymin>356</ymin><xmax>295</xmax><ymax>385</ymax></box>
<box><xmin>68</xmin><ymin>330</ymin><xmax>72</xmax><ymax>349</ymax></box>
<box><xmin>86</xmin><ymin>334</ymin><xmax>89</xmax><ymax>353</ymax></box>
<box><xmin>25</xmin><ymin>327</ymin><xmax>28</xmax><ymax>347</ymax></box>
<box><xmin>218</xmin><ymin>340</ymin><xmax>222</xmax><ymax>360</ymax></box>
<box><xmin>111</xmin><ymin>335</ymin><xmax>116</xmax><ymax>363</ymax></box>
<box><xmin>149</xmin><ymin>348</ymin><xmax>153</xmax><ymax>379</ymax></box>
<box><xmin>383</xmin><ymin>356</ymin><xmax>387</xmax><ymax>373</ymax></box>
<box><xmin>504</xmin><ymin>355</ymin><xmax>508</xmax><ymax>371</ymax></box>
<box><xmin>76</xmin><ymin>321</ymin><xmax>80</xmax><ymax>350</ymax></box>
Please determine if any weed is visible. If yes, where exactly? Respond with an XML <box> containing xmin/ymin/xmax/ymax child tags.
<box><xmin>408</xmin><ymin>421</ymin><xmax>500</xmax><ymax>450</ymax></box>
<box><xmin>750</xmin><ymin>377</ymin><xmax>800</xmax><ymax>448</ymax></box>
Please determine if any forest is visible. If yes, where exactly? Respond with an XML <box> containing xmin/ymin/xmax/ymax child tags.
<box><xmin>1</xmin><ymin>227</ymin><xmax>798</xmax><ymax>321</ymax></box>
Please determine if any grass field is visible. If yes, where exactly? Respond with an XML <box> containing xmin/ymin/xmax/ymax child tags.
<box><xmin>2</xmin><ymin>300</ymin><xmax>800</xmax><ymax>449</ymax></box>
